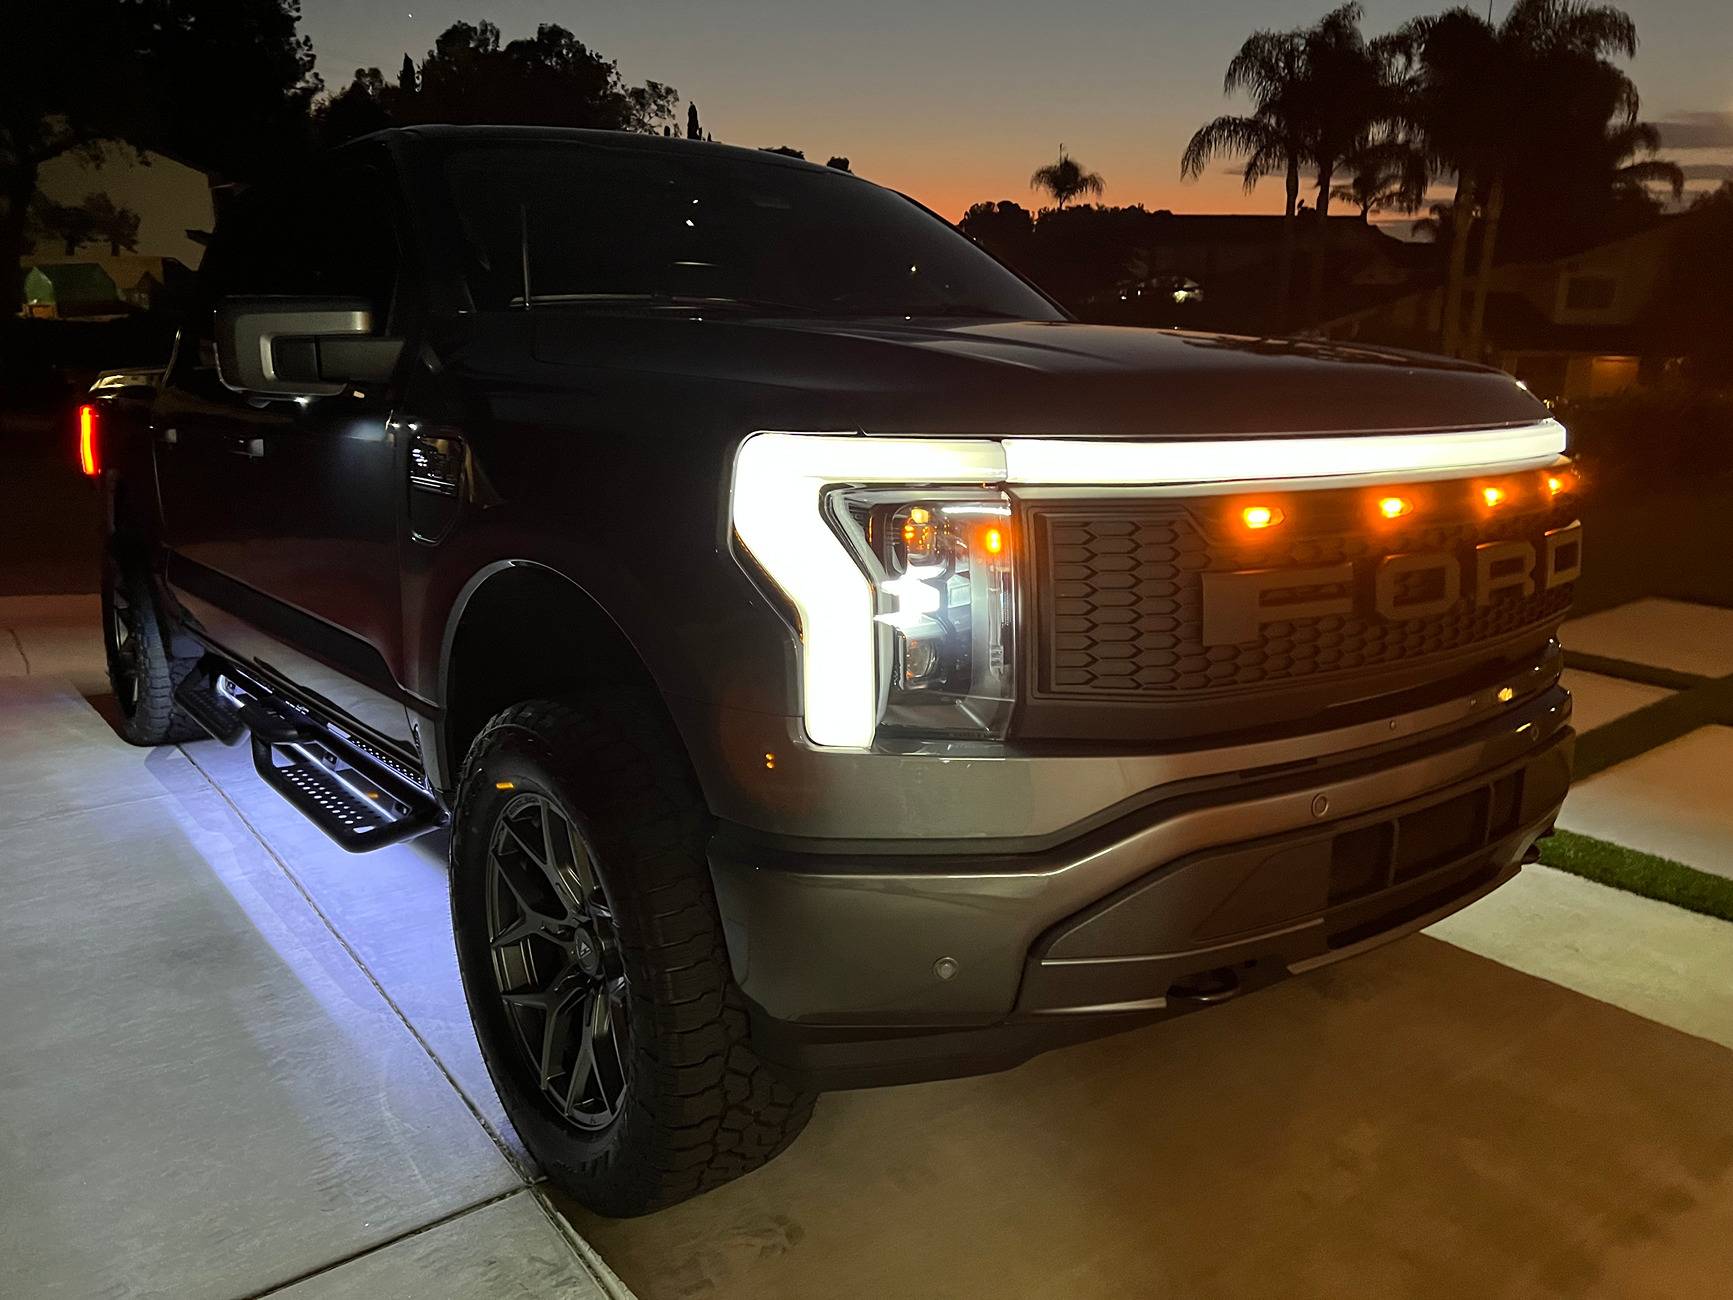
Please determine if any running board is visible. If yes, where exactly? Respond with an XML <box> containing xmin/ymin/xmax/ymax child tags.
<box><xmin>174</xmin><ymin>660</ymin><xmax>446</xmax><ymax>852</ymax></box>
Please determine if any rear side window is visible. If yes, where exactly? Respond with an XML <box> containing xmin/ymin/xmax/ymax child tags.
<box><xmin>442</xmin><ymin>142</ymin><xmax>1058</xmax><ymax>320</ymax></box>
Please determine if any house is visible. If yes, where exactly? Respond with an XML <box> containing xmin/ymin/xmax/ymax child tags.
<box><xmin>1320</xmin><ymin>216</ymin><xmax>1698</xmax><ymax>401</ymax></box>
<box><xmin>21</xmin><ymin>263</ymin><xmax>122</xmax><ymax>318</ymax></box>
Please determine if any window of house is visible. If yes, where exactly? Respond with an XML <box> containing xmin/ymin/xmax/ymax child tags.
<box><xmin>1564</xmin><ymin>275</ymin><xmax>1616</xmax><ymax>311</ymax></box>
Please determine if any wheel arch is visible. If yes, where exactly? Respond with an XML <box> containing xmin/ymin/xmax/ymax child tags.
<box><xmin>435</xmin><ymin>560</ymin><xmax>692</xmax><ymax>798</ymax></box>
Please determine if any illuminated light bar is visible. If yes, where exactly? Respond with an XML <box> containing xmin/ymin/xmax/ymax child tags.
<box><xmin>1378</xmin><ymin>495</ymin><xmax>1413</xmax><ymax>519</ymax></box>
<box><xmin>999</xmin><ymin>420</ymin><xmax>1567</xmax><ymax>485</ymax></box>
<box><xmin>732</xmin><ymin>433</ymin><xmax>1004</xmax><ymax>748</ymax></box>
<box><xmin>1240</xmin><ymin>505</ymin><xmax>1282</xmax><ymax>530</ymax></box>
<box><xmin>733</xmin><ymin>422</ymin><xmax>1566</xmax><ymax>749</ymax></box>
<box><xmin>77</xmin><ymin>403</ymin><xmax>101</xmax><ymax>477</ymax></box>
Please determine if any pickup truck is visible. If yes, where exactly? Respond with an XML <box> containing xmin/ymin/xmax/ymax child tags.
<box><xmin>87</xmin><ymin>125</ymin><xmax>1580</xmax><ymax>1216</ymax></box>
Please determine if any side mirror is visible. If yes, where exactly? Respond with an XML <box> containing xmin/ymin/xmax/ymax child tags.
<box><xmin>215</xmin><ymin>296</ymin><xmax>405</xmax><ymax>398</ymax></box>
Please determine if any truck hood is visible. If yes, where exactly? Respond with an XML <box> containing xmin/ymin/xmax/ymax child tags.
<box><xmin>527</xmin><ymin>315</ymin><xmax>1548</xmax><ymax>438</ymax></box>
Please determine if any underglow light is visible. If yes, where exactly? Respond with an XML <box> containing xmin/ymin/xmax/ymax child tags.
<box><xmin>1240</xmin><ymin>505</ymin><xmax>1281</xmax><ymax>530</ymax></box>
<box><xmin>77</xmin><ymin>404</ymin><xmax>100</xmax><ymax>477</ymax></box>
<box><xmin>1378</xmin><ymin>495</ymin><xmax>1413</xmax><ymax>519</ymax></box>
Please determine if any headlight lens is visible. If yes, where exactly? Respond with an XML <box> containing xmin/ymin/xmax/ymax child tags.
<box><xmin>827</xmin><ymin>488</ymin><xmax>1016</xmax><ymax>739</ymax></box>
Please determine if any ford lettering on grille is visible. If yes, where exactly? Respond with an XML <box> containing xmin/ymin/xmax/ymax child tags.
<box><xmin>1200</xmin><ymin>520</ymin><xmax>1583</xmax><ymax>646</ymax></box>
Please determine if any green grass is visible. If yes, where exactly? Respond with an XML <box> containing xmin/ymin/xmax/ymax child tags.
<box><xmin>1539</xmin><ymin>828</ymin><xmax>1733</xmax><ymax>923</ymax></box>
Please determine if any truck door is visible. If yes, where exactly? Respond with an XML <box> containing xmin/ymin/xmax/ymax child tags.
<box><xmin>154</xmin><ymin>163</ymin><xmax>417</xmax><ymax>748</ymax></box>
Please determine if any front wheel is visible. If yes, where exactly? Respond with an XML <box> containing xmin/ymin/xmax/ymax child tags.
<box><xmin>449</xmin><ymin>694</ymin><xmax>815</xmax><ymax>1216</ymax></box>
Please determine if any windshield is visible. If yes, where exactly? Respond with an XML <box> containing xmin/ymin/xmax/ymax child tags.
<box><xmin>441</xmin><ymin>141</ymin><xmax>1061</xmax><ymax>320</ymax></box>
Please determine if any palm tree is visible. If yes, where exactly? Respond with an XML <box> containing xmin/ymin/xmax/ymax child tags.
<box><xmin>1181</xmin><ymin>27</ymin><xmax>1308</xmax><ymax>326</ymax></box>
<box><xmin>1331</xmin><ymin>139</ymin><xmax>1428</xmax><ymax>220</ymax></box>
<box><xmin>1405</xmin><ymin>0</ymin><xmax>1643</xmax><ymax>358</ymax></box>
<box><xmin>1293</xmin><ymin>4</ymin><xmax>1405</xmax><ymax>325</ymax></box>
<box><xmin>1605</xmin><ymin>120</ymin><xmax>1685</xmax><ymax>205</ymax></box>
<box><xmin>1029</xmin><ymin>146</ymin><xmax>1105</xmax><ymax>209</ymax></box>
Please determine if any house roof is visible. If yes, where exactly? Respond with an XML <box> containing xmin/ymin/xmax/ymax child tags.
<box><xmin>22</xmin><ymin>263</ymin><xmax>119</xmax><ymax>304</ymax></box>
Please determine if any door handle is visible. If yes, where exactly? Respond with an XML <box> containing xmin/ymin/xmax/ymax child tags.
<box><xmin>226</xmin><ymin>437</ymin><xmax>265</xmax><ymax>459</ymax></box>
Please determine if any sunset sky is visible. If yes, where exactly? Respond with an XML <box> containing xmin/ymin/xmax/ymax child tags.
<box><xmin>301</xmin><ymin>0</ymin><xmax>1733</xmax><ymax>221</ymax></box>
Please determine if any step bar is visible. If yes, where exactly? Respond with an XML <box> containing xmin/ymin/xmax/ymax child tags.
<box><xmin>175</xmin><ymin>660</ymin><xmax>446</xmax><ymax>853</ymax></box>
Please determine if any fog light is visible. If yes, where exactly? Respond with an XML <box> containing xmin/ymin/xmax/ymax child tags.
<box><xmin>1240</xmin><ymin>504</ymin><xmax>1283</xmax><ymax>530</ymax></box>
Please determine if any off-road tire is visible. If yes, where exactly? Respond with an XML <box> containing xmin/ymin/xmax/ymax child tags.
<box><xmin>102</xmin><ymin>554</ymin><xmax>204</xmax><ymax>747</ymax></box>
<box><xmin>450</xmin><ymin>693</ymin><xmax>815</xmax><ymax>1216</ymax></box>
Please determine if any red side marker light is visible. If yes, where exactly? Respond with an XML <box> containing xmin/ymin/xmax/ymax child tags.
<box><xmin>77</xmin><ymin>403</ymin><xmax>101</xmax><ymax>477</ymax></box>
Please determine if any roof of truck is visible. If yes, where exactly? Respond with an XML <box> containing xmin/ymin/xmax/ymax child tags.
<box><xmin>365</xmin><ymin>124</ymin><xmax>853</xmax><ymax>178</ymax></box>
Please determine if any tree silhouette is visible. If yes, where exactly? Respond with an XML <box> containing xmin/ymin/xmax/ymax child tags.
<box><xmin>1401</xmin><ymin>0</ymin><xmax>1648</xmax><ymax>356</ymax></box>
<box><xmin>82</xmin><ymin>192</ymin><xmax>141</xmax><ymax>255</ymax></box>
<box><xmin>687</xmin><ymin>102</ymin><xmax>702</xmax><ymax>140</ymax></box>
<box><xmin>826</xmin><ymin>156</ymin><xmax>852</xmax><ymax>172</ymax></box>
<box><xmin>313</xmin><ymin>68</ymin><xmax>394</xmax><ymax>148</ymax></box>
<box><xmin>1292</xmin><ymin>4</ymin><xmax>1404</xmax><ymax>323</ymax></box>
<box><xmin>959</xmin><ymin>200</ymin><xmax>1036</xmax><ymax>271</ymax></box>
<box><xmin>25</xmin><ymin>192</ymin><xmax>140</xmax><ymax>256</ymax></box>
<box><xmin>30</xmin><ymin>197</ymin><xmax>98</xmax><ymax>256</ymax></box>
<box><xmin>398</xmin><ymin>53</ymin><xmax>418</xmax><ymax>94</ymax></box>
<box><xmin>1330</xmin><ymin>139</ymin><xmax>1427</xmax><ymax>219</ymax></box>
<box><xmin>403</xmin><ymin>22</ymin><xmax>677</xmax><ymax>134</ymax></box>
<box><xmin>1181</xmin><ymin>26</ymin><xmax>1309</xmax><ymax>325</ymax></box>
<box><xmin>761</xmin><ymin>146</ymin><xmax>805</xmax><ymax>159</ymax></box>
<box><xmin>1</xmin><ymin>0</ymin><xmax>318</xmax><ymax>312</ymax></box>
<box><xmin>1029</xmin><ymin>147</ymin><xmax>1105</xmax><ymax>209</ymax></box>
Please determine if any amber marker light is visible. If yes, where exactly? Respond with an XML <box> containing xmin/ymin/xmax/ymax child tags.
<box><xmin>981</xmin><ymin>524</ymin><xmax>1006</xmax><ymax>555</ymax></box>
<box><xmin>77</xmin><ymin>403</ymin><xmax>100</xmax><ymax>477</ymax></box>
<box><xmin>1546</xmin><ymin>472</ymin><xmax>1569</xmax><ymax>495</ymax></box>
<box><xmin>1377</xmin><ymin>495</ymin><xmax>1413</xmax><ymax>520</ymax></box>
<box><xmin>1480</xmin><ymin>485</ymin><xmax>1507</xmax><ymax>509</ymax></box>
<box><xmin>1240</xmin><ymin>504</ymin><xmax>1283</xmax><ymax>530</ymax></box>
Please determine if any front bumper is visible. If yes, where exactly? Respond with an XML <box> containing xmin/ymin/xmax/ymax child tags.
<box><xmin>710</xmin><ymin>683</ymin><xmax>1572</xmax><ymax>1090</ymax></box>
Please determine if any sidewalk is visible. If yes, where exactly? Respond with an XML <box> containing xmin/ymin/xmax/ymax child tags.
<box><xmin>1555</xmin><ymin>598</ymin><xmax>1733</xmax><ymax>883</ymax></box>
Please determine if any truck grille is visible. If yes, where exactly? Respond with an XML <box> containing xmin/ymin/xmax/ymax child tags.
<box><xmin>1029</xmin><ymin>489</ymin><xmax>1577</xmax><ymax>702</ymax></box>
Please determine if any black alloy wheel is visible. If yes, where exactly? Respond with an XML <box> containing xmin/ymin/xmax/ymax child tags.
<box><xmin>104</xmin><ymin>564</ymin><xmax>144</xmax><ymax>718</ymax></box>
<box><xmin>486</xmin><ymin>791</ymin><xmax>631</xmax><ymax>1130</ymax></box>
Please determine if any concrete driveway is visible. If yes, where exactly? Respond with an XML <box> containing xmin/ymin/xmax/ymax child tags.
<box><xmin>3</xmin><ymin>594</ymin><xmax>1731</xmax><ymax>1299</ymax></box>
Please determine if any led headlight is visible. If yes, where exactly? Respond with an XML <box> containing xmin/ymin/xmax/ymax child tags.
<box><xmin>827</xmin><ymin>490</ymin><xmax>1016</xmax><ymax>739</ymax></box>
<box><xmin>731</xmin><ymin>423</ymin><xmax>1567</xmax><ymax>750</ymax></box>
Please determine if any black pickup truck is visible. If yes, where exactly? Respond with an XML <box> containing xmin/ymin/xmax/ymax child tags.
<box><xmin>88</xmin><ymin>125</ymin><xmax>1580</xmax><ymax>1215</ymax></box>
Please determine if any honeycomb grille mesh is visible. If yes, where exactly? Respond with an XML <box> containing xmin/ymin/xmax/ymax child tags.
<box><xmin>1036</xmin><ymin>499</ymin><xmax>1576</xmax><ymax>697</ymax></box>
